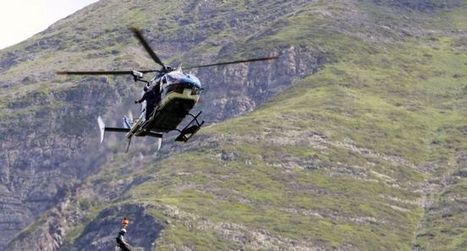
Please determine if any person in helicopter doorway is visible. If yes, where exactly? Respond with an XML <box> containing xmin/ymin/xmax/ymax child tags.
<box><xmin>116</xmin><ymin>217</ymin><xmax>131</xmax><ymax>251</ymax></box>
<box><xmin>138</xmin><ymin>84</ymin><xmax>150</xmax><ymax>112</ymax></box>
<box><xmin>135</xmin><ymin>83</ymin><xmax>161</xmax><ymax>121</ymax></box>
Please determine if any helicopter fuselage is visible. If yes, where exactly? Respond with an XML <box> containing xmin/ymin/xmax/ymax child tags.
<box><xmin>127</xmin><ymin>69</ymin><xmax>203</xmax><ymax>140</ymax></box>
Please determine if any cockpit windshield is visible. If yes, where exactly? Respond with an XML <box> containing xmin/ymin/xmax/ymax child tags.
<box><xmin>166</xmin><ymin>71</ymin><xmax>185</xmax><ymax>85</ymax></box>
<box><xmin>163</xmin><ymin>70</ymin><xmax>201</xmax><ymax>88</ymax></box>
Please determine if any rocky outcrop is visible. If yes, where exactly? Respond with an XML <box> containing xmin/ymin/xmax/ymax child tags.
<box><xmin>7</xmin><ymin>202</ymin><xmax>164</xmax><ymax>251</ymax></box>
<box><xmin>7</xmin><ymin>204</ymin><xmax>69</xmax><ymax>251</ymax></box>
<box><xmin>195</xmin><ymin>46</ymin><xmax>325</xmax><ymax>121</ymax></box>
<box><xmin>0</xmin><ymin>80</ymin><xmax>131</xmax><ymax>250</ymax></box>
<box><xmin>67</xmin><ymin>204</ymin><xmax>164</xmax><ymax>251</ymax></box>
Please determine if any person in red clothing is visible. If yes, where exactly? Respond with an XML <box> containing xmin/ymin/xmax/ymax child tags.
<box><xmin>116</xmin><ymin>217</ymin><xmax>131</xmax><ymax>251</ymax></box>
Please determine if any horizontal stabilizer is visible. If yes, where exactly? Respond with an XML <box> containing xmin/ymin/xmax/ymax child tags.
<box><xmin>105</xmin><ymin>127</ymin><xmax>131</xmax><ymax>133</ymax></box>
<box><xmin>98</xmin><ymin>116</ymin><xmax>133</xmax><ymax>144</ymax></box>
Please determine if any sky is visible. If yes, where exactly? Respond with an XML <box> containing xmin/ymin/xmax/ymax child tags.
<box><xmin>0</xmin><ymin>0</ymin><xmax>99</xmax><ymax>49</ymax></box>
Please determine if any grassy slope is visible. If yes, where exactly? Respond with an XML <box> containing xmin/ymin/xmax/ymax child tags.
<box><xmin>63</xmin><ymin>1</ymin><xmax>466</xmax><ymax>250</ymax></box>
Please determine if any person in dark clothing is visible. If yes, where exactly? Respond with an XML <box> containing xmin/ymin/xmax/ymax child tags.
<box><xmin>116</xmin><ymin>217</ymin><xmax>131</xmax><ymax>251</ymax></box>
<box><xmin>135</xmin><ymin>83</ymin><xmax>161</xmax><ymax>120</ymax></box>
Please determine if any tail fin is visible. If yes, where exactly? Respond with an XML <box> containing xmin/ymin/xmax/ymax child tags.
<box><xmin>155</xmin><ymin>138</ymin><xmax>162</xmax><ymax>152</ymax></box>
<box><xmin>97</xmin><ymin>116</ymin><xmax>105</xmax><ymax>143</ymax></box>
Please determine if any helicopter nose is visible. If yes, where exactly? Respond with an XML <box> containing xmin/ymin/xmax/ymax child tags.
<box><xmin>181</xmin><ymin>77</ymin><xmax>194</xmax><ymax>84</ymax></box>
<box><xmin>181</xmin><ymin>75</ymin><xmax>201</xmax><ymax>87</ymax></box>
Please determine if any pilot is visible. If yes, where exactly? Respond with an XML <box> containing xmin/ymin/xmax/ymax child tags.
<box><xmin>135</xmin><ymin>83</ymin><xmax>161</xmax><ymax>120</ymax></box>
<box><xmin>116</xmin><ymin>217</ymin><xmax>131</xmax><ymax>251</ymax></box>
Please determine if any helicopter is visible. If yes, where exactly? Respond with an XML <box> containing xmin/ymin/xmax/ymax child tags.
<box><xmin>57</xmin><ymin>27</ymin><xmax>277</xmax><ymax>151</ymax></box>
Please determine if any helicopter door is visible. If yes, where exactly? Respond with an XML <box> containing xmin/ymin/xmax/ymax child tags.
<box><xmin>160</xmin><ymin>75</ymin><xmax>167</xmax><ymax>94</ymax></box>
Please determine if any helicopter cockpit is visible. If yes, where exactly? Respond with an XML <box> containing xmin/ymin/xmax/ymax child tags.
<box><xmin>160</xmin><ymin>70</ymin><xmax>202</xmax><ymax>96</ymax></box>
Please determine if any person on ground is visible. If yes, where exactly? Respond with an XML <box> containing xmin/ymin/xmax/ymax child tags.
<box><xmin>116</xmin><ymin>217</ymin><xmax>131</xmax><ymax>251</ymax></box>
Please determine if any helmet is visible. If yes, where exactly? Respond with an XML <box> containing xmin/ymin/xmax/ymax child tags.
<box><xmin>143</xmin><ymin>86</ymin><xmax>149</xmax><ymax>92</ymax></box>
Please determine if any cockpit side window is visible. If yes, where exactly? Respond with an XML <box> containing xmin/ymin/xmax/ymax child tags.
<box><xmin>166</xmin><ymin>74</ymin><xmax>180</xmax><ymax>85</ymax></box>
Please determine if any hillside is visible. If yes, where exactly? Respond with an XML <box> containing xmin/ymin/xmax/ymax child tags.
<box><xmin>0</xmin><ymin>0</ymin><xmax>466</xmax><ymax>250</ymax></box>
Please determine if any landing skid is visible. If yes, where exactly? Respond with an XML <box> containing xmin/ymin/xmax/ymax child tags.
<box><xmin>175</xmin><ymin>111</ymin><xmax>204</xmax><ymax>142</ymax></box>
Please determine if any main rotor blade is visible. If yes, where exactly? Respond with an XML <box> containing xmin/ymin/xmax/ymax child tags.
<box><xmin>56</xmin><ymin>70</ymin><xmax>158</xmax><ymax>75</ymax></box>
<box><xmin>184</xmin><ymin>56</ymin><xmax>279</xmax><ymax>70</ymax></box>
<box><xmin>130</xmin><ymin>27</ymin><xmax>166</xmax><ymax>68</ymax></box>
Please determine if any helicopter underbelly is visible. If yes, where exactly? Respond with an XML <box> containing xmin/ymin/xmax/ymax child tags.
<box><xmin>147</xmin><ymin>89</ymin><xmax>200</xmax><ymax>132</ymax></box>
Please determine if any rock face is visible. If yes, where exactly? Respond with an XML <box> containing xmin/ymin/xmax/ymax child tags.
<box><xmin>196</xmin><ymin>46</ymin><xmax>325</xmax><ymax>121</ymax></box>
<box><xmin>0</xmin><ymin>80</ymin><xmax>125</xmax><ymax>250</ymax></box>
<box><xmin>69</xmin><ymin>204</ymin><xmax>164</xmax><ymax>251</ymax></box>
<box><xmin>7</xmin><ymin>201</ymin><xmax>72</xmax><ymax>251</ymax></box>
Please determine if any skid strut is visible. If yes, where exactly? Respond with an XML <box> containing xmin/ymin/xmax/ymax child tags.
<box><xmin>175</xmin><ymin>111</ymin><xmax>204</xmax><ymax>142</ymax></box>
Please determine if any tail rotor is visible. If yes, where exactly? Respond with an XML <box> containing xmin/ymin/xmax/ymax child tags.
<box><xmin>123</xmin><ymin>110</ymin><xmax>134</xmax><ymax>129</ymax></box>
